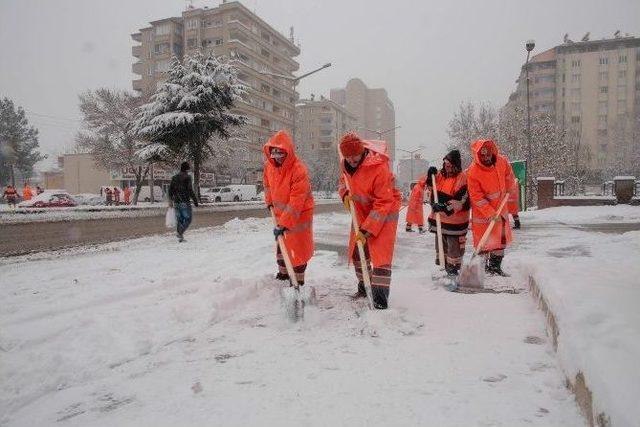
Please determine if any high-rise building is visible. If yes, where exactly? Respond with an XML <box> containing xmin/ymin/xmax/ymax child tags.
<box><xmin>330</xmin><ymin>78</ymin><xmax>396</xmax><ymax>163</ymax></box>
<box><xmin>131</xmin><ymin>1</ymin><xmax>300</xmax><ymax>182</ymax></box>
<box><xmin>295</xmin><ymin>96</ymin><xmax>357</xmax><ymax>163</ymax></box>
<box><xmin>506</xmin><ymin>34</ymin><xmax>640</xmax><ymax>173</ymax></box>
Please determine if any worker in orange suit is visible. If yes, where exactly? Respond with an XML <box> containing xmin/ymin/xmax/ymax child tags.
<box><xmin>405</xmin><ymin>176</ymin><xmax>428</xmax><ymax>233</ymax></box>
<box><xmin>263</xmin><ymin>130</ymin><xmax>314</xmax><ymax>286</ymax></box>
<box><xmin>338</xmin><ymin>132</ymin><xmax>402</xmax><ymax>309</ymax></box>
<box><xmin>466</xmin><ymin>139</ymin><xmax>518</xmax><ymax>276</ymax></box>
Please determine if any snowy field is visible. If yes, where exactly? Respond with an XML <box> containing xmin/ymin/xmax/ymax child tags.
<box><xmin>6</xmin><ymin>205</ymin><xmax>638</xmax><ymax>426</ymax></box>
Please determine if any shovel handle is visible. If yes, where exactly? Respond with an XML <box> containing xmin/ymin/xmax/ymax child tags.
<box><xmin>470</xmin><ymin>193</ymin><xmax>510</xmax><ymax>260</ymax></box>
<box><xmin>431</xmin><ymin>175</ymin><xmax>446</xmax><ymax>268</ymax></box>
<box><xmin>269</xmin><ymin>207</ymin><xmax>299</xmax><ymax>289</ymax></box>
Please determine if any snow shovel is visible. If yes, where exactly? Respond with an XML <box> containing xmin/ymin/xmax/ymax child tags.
<box><xmin>431</xmin><ymin>175</ymin><xmax>446</xmax><ymax>269</ymax></box>
<box><xmin>341</xmin><ymin>175</ymin><xmax>375</xmax><ymax>310</ymax></box>
<box><xmin>269</xmin><ymin>208</ymin><xmax>316</xmax><ymax>321</ymax></box>
<box><xmin>457</xmin><ymin>193</ymin><xmax>510</xmax><ymax>289</ymax></box>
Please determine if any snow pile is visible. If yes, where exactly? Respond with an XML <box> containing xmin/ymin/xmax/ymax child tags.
<box><xmin>0</xmin><ymin>214</ymin><xmax>583</xmax><ymax>426</ymax></box>
<box><xmin>510</xmin><ymin>205</ymin><xmax>640</xmax><ymax>426</ymax></box>
<box><xmin>522</xmin><ymin>204</ymin><xmax>640</xmax><ymax>224</ymax></box>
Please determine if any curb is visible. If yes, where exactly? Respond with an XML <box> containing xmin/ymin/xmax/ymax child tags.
<box><xmin>527</xmin><ymin>275</ymin><xmax>611</xmax><ymax>427</ymax></box>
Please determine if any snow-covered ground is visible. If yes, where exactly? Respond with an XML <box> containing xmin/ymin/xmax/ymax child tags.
<box><xmin>515</xmin><ymin>206</ymin><xmax>640</xmax><ymax>427</ymax></box>
<box><xmin>0</xmin><ymin>211</ymin><xmax>588</xmax><ymax>426</ymax></box>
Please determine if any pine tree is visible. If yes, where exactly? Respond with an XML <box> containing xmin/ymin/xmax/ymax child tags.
<box><xmin>0</xmin><ymin>98</ymin><xmax>45</xmax><ymax>186</ymax></box>
<box><xmin>76</xmin><ymin>88</ymin><xmax>150</xmax><ymax>204</ymax></box>
<box><xmin>134</xmin><ymin>53</ymin><xmax>246</xmax><ymax>196</ymax></box>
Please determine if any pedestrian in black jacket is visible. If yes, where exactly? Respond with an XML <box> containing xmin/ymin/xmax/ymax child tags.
<box><xmin>169</xmin><ymin>162</ymin><xmax>199</xmax><ymax>242</ymax></box>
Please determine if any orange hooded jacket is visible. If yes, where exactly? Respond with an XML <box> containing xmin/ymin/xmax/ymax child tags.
<box><xmin>467</xmin><ymin>139</ymin><xmax>517</xmax><ymax>252</ymax></box>
<box><xmin>263</xmin><ymin>130</ymin><xmax>314</xmax><ymax>266</ymax></box>
<box><xmin>22</xmin><ymin>185</ymin><xmax>33</xmax><ymax>201</ymax></box>
<box><xmin>406</xmin><ymin>177</ymin><xmax>427</xmax><ymax>226</ymax></box>
<box><xmin>339</xmin><ymin>142</ymin><xmax>402</xmax><ymax>267</ymax></box>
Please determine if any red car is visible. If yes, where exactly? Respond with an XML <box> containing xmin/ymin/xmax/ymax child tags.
<box><xmin>30</xmin><ymin>193</ymin><xmax>77</xmax><ymax>208</ymax></box>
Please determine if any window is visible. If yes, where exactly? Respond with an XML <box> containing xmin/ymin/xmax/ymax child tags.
<box><xmin>155</xmin><ymin>24</ymin><xmax>170</xmax><ymax>36</ymax></box>
<box><xmin>598</xmin><ymin>115</ymin><xmax>607</xmax><ymax>127</ymax></box>
<box><xmin>619</xmin><ymin>55</ymin><xmax>627</xmax><ymax>63</ymax></box>
<box><xmin>598</xmin><ymin>101</ymin><xmax>608</xmax><ymax>114</ymax></box>
<box><xmin>202</xmin><ymin>38</ymin><xmax>221</xmax><ymax>48</ymax></box>
<box><xmin>599</xmin><ymin>57</ymin><xmax>609</xmax><ymax>65</ymax></box>
<box><xmin>571</xmin><ymin>59</ymin><xmax>581</xmax><ymax>67</ymax></box>
<box><xmin>572</xmin><ymin>74</ymin><xmax>581</xmax><ymax>82</ymax></box>
<box><xmin>599</xmin><ymin>71</ymin><xmax>608</xmax><ymax>81</ymax></box>
<box><xmin>186</xmin><ymin>19</ymin><xmax>198</xmax><ymax>29</ymax></box>
<box><xmin>618</xmin><ymin>70</ymin><xmax>627</xmax><ymax>79</ymax></box>
<box><xmin>598</xmin><ymin>129</ymin><xmax>608</xmax><ymax>137</ymax></box>
<box><xmin>154</xmin><ymin>42</ymin><xmax>170</xmax><ymax>54</ymax></box>
<box><xmin>600</xmin><ymin>87</ymin><xmax>608</xmax><ymax>94</ymax></box>
<box><xmin>571</xmin><ymin>116</ymin><xmax>580</xmax><ymax>123</ymax></box>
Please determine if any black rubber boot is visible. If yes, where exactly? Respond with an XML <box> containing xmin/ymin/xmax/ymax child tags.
<box><xmin>486</xmin><ymin>254</ymin><xmax>509</xmax><ymax>277</ymax></box>
<box><xmin>275</xmin><ymin>272</ymin><xmax>290</xmax><ymax>281</ymax></box>
<box><xmin>351</xmin><ymin>281</ymin><xmax>367</xmax><ymax>299</ymax></box>
<box><xmin>418</xmin><ymin>226</ymin><xmax>426</xmax><ymax>234</ymax></box>
<box><xmin>445</xmin><ymin>263</ymin><xmax>459</xmax><ymax>277</ymax></box>
<box><xmin>405</xmin><ymin>224</ymin><xmax>414</xmax><ymax>232</ymax></box>
<box><xmin>371</xmin><ymin>285</ymin><xmax>389</xmax><ymax>309</ymax></box>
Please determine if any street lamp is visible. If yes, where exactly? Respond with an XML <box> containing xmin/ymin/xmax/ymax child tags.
<box><xmin>524</xmin><ymin>39</ymin><xmax>535</xmax><ymax>208</ymax></box>
<box><xmin>258</xmin><ymin>62</ymin><xmax>332</xmax><ymax>138</ymax></box>
<box><xmin>397</xmin><ymin>145</ymin><xmax>425</xmax><ymax>184</ymax></box>
<box><xmin>361</xmin><ymin>125</ymin><xmax>401</xmax><ymax>141</ymax></box>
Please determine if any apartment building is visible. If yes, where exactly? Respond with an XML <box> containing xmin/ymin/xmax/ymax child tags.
<box><xmin>131</xmin><ymin>1</ymin><xmax>300</xmax><ymax>181</ymax></box>
<box><xmin>295</xmin><ymin>96</ymin><xmax>357</xmax><ymax>164</ymax></box>
<box><xmin>330</xmin><ymin>78</ymin><xmax>396</xmax><ymax>163</ymax></box>
<box><xmin>507</xmin><ymin>34</ymin><xmax>640</xmax><ymax>172</ymax></box>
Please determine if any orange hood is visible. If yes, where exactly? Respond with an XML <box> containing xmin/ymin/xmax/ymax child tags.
<box><xmin>471</xmin><ymin>139</ymin><xmax>499</xmax><ymax>170</ymax></box>
<box><xmin>263</xmin><ymin>130</ymin><xmax>297</xmax><ymax>169</ymax></box>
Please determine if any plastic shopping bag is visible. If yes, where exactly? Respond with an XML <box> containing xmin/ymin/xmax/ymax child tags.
<box><xmin>165</xmin><ymin>207</ymin><xmax>176</xmax><ymax>229</ymax></box>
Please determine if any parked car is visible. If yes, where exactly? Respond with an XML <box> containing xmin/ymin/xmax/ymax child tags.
<box><xmin>18</xmin><ymin>190</ymin><xmax>77</xmax><ymax>208</ymax></box>
<box><xmin>72</xmin><ymin>193</ymin><xmax>104</xmax><ymax>206</ymax></box>
<box><xmin>202</xmin><ymin>185</ymin><xmax>257</xmax><ymax>203</ymax></box>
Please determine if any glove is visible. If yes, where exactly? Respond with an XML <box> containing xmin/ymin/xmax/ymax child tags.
<box><xmin>342</xmin><ymin>194</ymin><xmax>352</xmax><ymax>211</ymax></box>
<box><xmin>266</xmin><ymin>204</ymin><xmax>273</xmax><ymax>212</ymax></box>
<box><xmin>431</xmin><ymin>202</ymin><xmax>447</xmax><ymax>213</ymax></box>
<box><xmin>355</xmin><ymin>229</ymin><xmax>369</xmax><ymax>244</ymax></box>
<box><xmin>426</xmin><ymin>166</ymin><xmax>438</xmax><ymax>185</ymax></box>
<box><xmin>273</xmin><ymin>225</ymin><xmax>287</xmax><ymax>239</ymax></box>
<box><xmin>513</xmin><ymin>215</ymin><xmax>521</xmax><ymax>229</ymax></box>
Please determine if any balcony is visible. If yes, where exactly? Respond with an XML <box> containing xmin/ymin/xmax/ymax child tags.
<box><xmin>131</xmin><ymin>32</ymin><xmax>142</xmax><ymax>42</ymax></box>
<box><xmin>227</xmin><ymin>20</ymin><xmax>299</xmax><ymax>72</ymax></box>
<box><xmin>132</xmin><ymin>61</ymin><xmax>145</xmax><ymax>76</ymax></box>
<box><xmin>132</xmin><ymin>45</ymin><xmax>142</xmax><ymax>58</ymax></box>
<box><xmin>132</xmin><ymin>79</ymin><xmax>144</xmax><ymax>92</ymax></box>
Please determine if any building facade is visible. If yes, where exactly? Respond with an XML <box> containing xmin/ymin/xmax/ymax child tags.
<box><xmin>330</xmin><ymin>78</ymin><xmax>396</xmax><ymax>163</ymax></box>
<box><xmin>62</xmin><ymin>154</ymin><xmax>112</xmax><ymax>194</ymax></box>
<box><xmin>507</xmin><ymin>34</ymin><xmax>640</xmax><ymax>173</ymax></box>
<box><xmin>131</xmin><ymin>1</ymin><xmax>300</xmax><ymax>182</ymax></box>
<box><xmin>396</xmin><ymin>154</ymin><xmax>429</xmax><ymax>193</ymax></box>
<box><xmin>295</xmin><ymin>96</ymin><xmax>357</xmax><ymax>163</ymax></box>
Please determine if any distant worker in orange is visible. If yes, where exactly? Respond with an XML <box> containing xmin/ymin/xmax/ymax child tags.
<box><xmin>466</xmin><ymin>140</ymin><xmax>518</xmax><ymax>276</ymax></box>
<box><xmin>405</xmin><ymin>176</ymin><xmax>428</xmax><ymax>233</ymax></box>
<box><xmin>22</xmin><ymin>183</ymin><xmax>33</xmax><ymax>201</ymax></box>
<box><xmin>263</xmin><ymin>130</ymin><xmax>314</xmax><ymax>286</ymax></box>
<box><xmin>123</xmin><ymin>185</ymin><xmax>132</xmax><ymax>205</ymax></box>
<box><xmin>339</xmin><ymin>132</ymin><xmax>402</xmax><ymax>309</ymax></box>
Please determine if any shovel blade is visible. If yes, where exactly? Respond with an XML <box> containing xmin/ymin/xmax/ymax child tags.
<box><xmin>458</xmin><ymin>256</ymin><xmax>485</xmax><ymax>289</ymax></box>
<box><xmin>280</xmin><ymin>286</ymin><xmax>304</xmax><ymax>321</ymax></box>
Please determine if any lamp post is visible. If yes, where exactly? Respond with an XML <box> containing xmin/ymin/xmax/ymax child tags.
<box><xmin>258</xmin><ymin>62</ymin><xmax>332</xmax><ymax>139</ymax></box>
<box><xmin>525</xmin><ymin>39</ymin><xmax>535</xmax><ymax>208</ymax></box>
<box><xmin>361</xmin><ymin>125</ymin><xmax>401</xmax><ymax>141</ymax></box>
<box><xmin>397</xmin><ymin>146</ymin><xmax>425</xmax><ymax>184</ymax></box>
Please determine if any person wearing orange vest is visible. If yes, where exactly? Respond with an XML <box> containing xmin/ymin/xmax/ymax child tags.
<box><xmin>426</xmin><ymin>149</ymin><xmax>470</xmax><ymax>277</ymax></box>
<box><xmin>22</xmin><ymin>184</ymin><xmax>33</xmax><ymax>201</ymax></box>
<box><xmin>263</xmin><ymin>130</ymin><xmax>314</xmax><ymax>286</ymax></box>
<box><xmin>467</xmin><ymin>139</ymin><xmax>518</xmax><ymax>276</ymax></box>
<box><xmin>123</xmin><ymin>185</ymin><xmax>132</xmax><ymax>205</ymax></box>
<box><xmin>338</xmin><ymin>132</ymin><xmax>402</xmax><ymax>309</ymax></box>
<box><xmin>3</xmin><ymin>185</ymin><xmax>18</xmax><ymax>208</ymax></box>
<box><xmin>405</xmin><ymin>176</ymin><xmax>428</xmax><ymax>233</ymax></box>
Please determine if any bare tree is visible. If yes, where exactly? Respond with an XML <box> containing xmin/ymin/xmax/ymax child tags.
<box><xmin>76</xmin><ymin>88</ymin><xmax>149</xmax><ymax>204</ymax></box>
<box><xmin>447</xmin><ymin>102</ymin><xmax>497</xmax><ymax>167</ymax></box>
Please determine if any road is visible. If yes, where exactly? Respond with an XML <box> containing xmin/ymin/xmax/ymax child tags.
<box><xmin>0</xmin><ymin>203</ymin><xmax>342</xmax><ymax>257</ymax></box>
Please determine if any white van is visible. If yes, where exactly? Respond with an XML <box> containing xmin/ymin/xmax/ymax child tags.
<box><xmin>203</xmin><ymin>185</ymin><xmax>257</xmax><ymax>202</ymax></box>
<box><xmin>132</xmin><ymin>185</ymin><xmax>164</xmax><ymax>202</ymax></box>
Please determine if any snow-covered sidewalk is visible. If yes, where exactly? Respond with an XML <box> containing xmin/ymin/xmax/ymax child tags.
<box><xmin>512</xmin><ymin>206</ymin><xmax>640</xmax><ymax>427</ymax></box>
<box><xmin>0</xmin><ymin>213</ymin><xmax>585</xmax><ymax>426</ymax></box>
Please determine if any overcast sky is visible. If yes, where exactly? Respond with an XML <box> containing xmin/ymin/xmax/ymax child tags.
<box><xmin>1</xmin><ymin>0</ymin><xmax>638</xmax><ymax>169</ymax></box>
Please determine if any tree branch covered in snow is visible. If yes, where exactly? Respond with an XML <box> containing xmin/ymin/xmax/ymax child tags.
<box><xmin>76</xmin><ymin>88</ymin><xmax>150</xmax><ymax>204</ymax></box>
<box><xmin>133</xmin><ymin>53</ymin><xmax>247</xmax><ymax>194</ymax></box>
